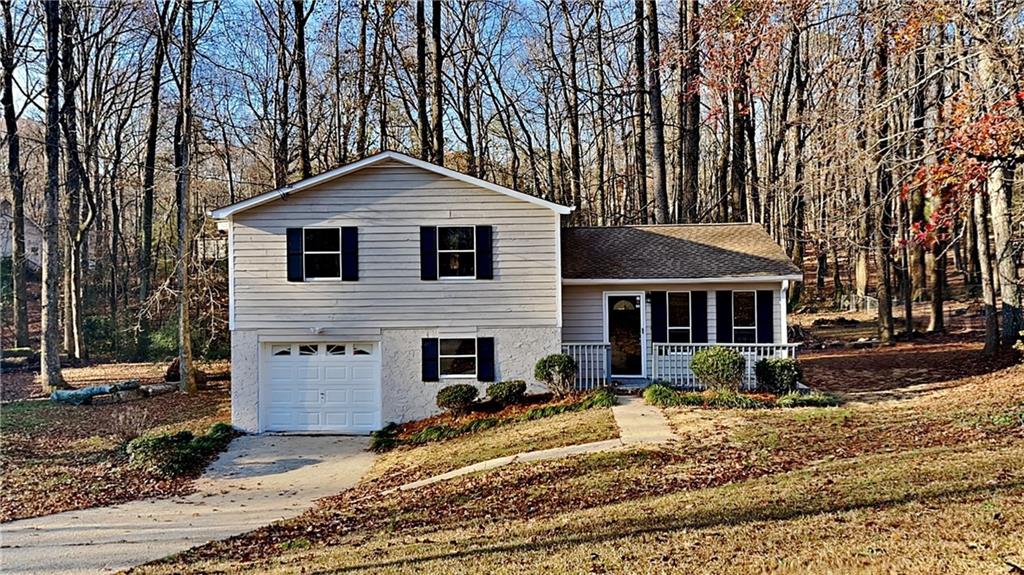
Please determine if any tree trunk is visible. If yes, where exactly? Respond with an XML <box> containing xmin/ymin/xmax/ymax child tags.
<box><xmin>137</xmin><ymin>0</ymin><xmax>172</xmax><ymax>359</ymax></box>
<box><xmin>1</xmin><ymin>0</ymin><xmax>28</xmax><ymax>347</ymax></box>
<box><xmin>431</xmin><ymin>0</ymin><xmax>443</xmax><ymax>164</ymax></box>
<box><xmin>41</xmin><ymin>0</ymin><xmax>65</xmax><ymax>390</ymax></box>
<box><xmin>632</xmin><ymin>0</ymin><xmax>648</xmax><ymax>223</ymax></box>
<box><xmin>595</xmin><ymin>0</ymin><xmax>608</xmax><ymax>225</ymax></box>
<box><xmin>176</xmin><ymin>0</ymin><xmax>196</xmax><ymax>394</ymax></box>
<box><xmin>293</xmin><ymin>0</ymin><xmax>311</xmax><ymax>178</ymax></box>
<box><xmin>356</xmin><ymin>0</ymin><xmax>368</xmax><ymax>157</ymax></box>
<box><xmin>645</xmin><ymin>0</ymin><xmax>668</xmax><ymax>223</ymax></box>
<box><xmin>560</xmin><ymin>0</ymin><xmax>582</xmax><ymax>212</ymax></box>
<box><xmin>415</xmin><ymin>0</ymin><xmax>428</xmax><ymax>160</ymax></box>
<box><xmin>909</xmin><ymin>41</ymin><xmax>927</xmax><ymax>301</ymax></box>
<box><xmin>787</xmin><ymin>28</ymin><xmax>807</xmax><ymax>305</ymax></box>
<box><xmin>975</xmin><ymin>189</ymin><xmax>1000</xmax><ymax>354</ymax></box>
<box><xmin>730</xmin><ymin>72</ymin><xmax>748</xmax><ymax>222</ymax></box>
<box><xmin>873</xmin><ymin>18</ymin><xmax>895</xmax><ymax>343</ymax></box>
<box><xmin>680</xmin><ymin>0</ymin><xmax>699</xmax><ymax>222</ymax></box>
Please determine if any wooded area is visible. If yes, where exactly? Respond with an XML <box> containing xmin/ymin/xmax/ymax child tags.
<box><xmin>1</xmin><ymin>0</ymin><xmax>1022</xmax><ymax>392</ymax></box>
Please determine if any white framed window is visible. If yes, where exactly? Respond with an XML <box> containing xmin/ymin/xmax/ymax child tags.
<box><xmin>437</xmin><ymin>226</ymin><xmax>475</xmax><ymax>279</ymax></box>
<box><xmin>326</xmin><ymin>344</ymin><xmax>347</xmax><ymax>356</ymax></box>
<box><xmin>667</xmin><ymin>291</ymin><xmax>692</xmax><ymax>343</ymax></box>
<box><xmin>733</xmin><ymin>291</ymin><xmax>757</xmax><ymax>343</ymax></box>
<box><xmin>438</xmin><ymin>337</ymin><xmax>477</xmax><ymax>378</ymax></box>
<box><xmin>353</xmin><ymin>343</ymin><xmax>374</xmax><ymax>356</ymax></box>
<box><xmin>271</xmin><ymin>344</ymin><xmax>292</xmax><ymax>356</ymax></box>
<box><xmin>303</xmin><ymin>228</ymin><xmax>341</xmax><ymax>280</ymax></box>
<box><xmin>298</xmin><ymin>344</ymin><xmax>319</xmax><ymax>356</ymax></box>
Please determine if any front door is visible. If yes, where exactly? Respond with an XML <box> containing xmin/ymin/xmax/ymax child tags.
<box><xmin>606</xmin><ymin>293</ymin><xmax>644</xmax><ymax>377</ymax></box>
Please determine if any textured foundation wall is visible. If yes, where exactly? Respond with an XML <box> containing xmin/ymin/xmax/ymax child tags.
<box><xmin>230</xmin><ymin>330</ymin><xmax>260</xmax><ymax>433</ymax></box>
<box><xmin>380</xmin><ymin>326</ymin><xmax>561</xmax><ymax>424</ymax></box>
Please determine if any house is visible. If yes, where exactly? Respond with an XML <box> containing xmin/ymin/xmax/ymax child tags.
<box><xmin>0</xmin><ymin>199</ymin><xmax>43</xmax><ymax>272</ymax></box>
<box><xmin>211</xmin><ymin>151</ymin><xmax>801</xmax><ymax>434</ymax></box>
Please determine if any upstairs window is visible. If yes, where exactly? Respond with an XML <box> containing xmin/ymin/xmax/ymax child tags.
<box><xmin>667</xmin><ymin>292</ymin><xmax>691</xmax><ymax>343</ymax></box>
<box><xmin>437</xmin><ymin>226</ymin><xmax>475</xmax><ymax>278</ymax></box>
<box><xmin>303</xmin><ymin>228</ymin><xmax>341</xmax><ymax>279</ymax></box>
<box><xmin>733</xmin><ymin>291</ymin><xmax>757</xmax><ymax>343</ymax></box>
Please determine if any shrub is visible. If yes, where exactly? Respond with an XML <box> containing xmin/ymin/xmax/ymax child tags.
<box><xmin>370</xmin><ymin>423</ymin><xmax>400</xmax><ymax>452</ymax></box>
<box><xmin>436</xmin><ymin>384</ymin><xmax>479</xmax><ymax>415</ymax></box>
<box><xmin>534</xmin><ymin>353</ymin><xmax>578</xmax><ymax>397</ymax></box>
<box><xmin>777</xmin><ymin>391</ymin><xmax>841</xmax><ymax>408</ymax></box>
<box><xmin>755</xmin><ymin>358</ymin><xmax>804</xmax><ymax>394</ymax></box>
<box><xmin>691</xmin><ymin>346</ymin><xmax>746</xmax><ymax>391</ymax></box>
<box><xmin>127</xmin><ymin>423</ymin><xmax>234</xmax><ymax>477</ymax></box>
<box><xmin>643</xmin><ymin>384</ymin><xmax>768</xmax><ymax>409</ymax></box>
<box><xmin>487</xmin><ymin>380</ymin><xmax>527</xmax><ymax>406</ymax></box>
<box><xmin>643</xmin><ymin>383</ymin><xmax>677</xmax><ymax>407</ymax></box>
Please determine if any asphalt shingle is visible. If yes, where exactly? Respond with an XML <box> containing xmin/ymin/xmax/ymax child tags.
<box><xmin>561</xmin><ymin>224</ymin><xmax>801</xmax><ymax>280</ymax></box>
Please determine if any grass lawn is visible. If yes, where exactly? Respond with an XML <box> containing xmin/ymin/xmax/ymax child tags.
<box><xmin>366</xmin><ymin>406</ymin><xmax>619</xmax><ymax>488</ymax></box>
<box><xmin>0</xmin><ymin>369</ymin><xmax>230</xmax><ymax>522</ymax></box>
<box><xmin>136</xmin><ymin>346</ymin><xmax>1024</xmax><ymax>574</ymax></box>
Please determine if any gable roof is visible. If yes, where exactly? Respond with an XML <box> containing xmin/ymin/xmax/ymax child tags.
<box><xmin>561</xmin><ymin>224</ymin><xmax>802</xmax><ymax>282</ymax></box>
<box><xmin>209</xmin><ymin>150</ymin><xmax>573</xmax><ymax>219</ymax></box>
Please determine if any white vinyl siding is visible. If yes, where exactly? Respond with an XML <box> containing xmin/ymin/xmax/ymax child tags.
<box><xmin>231</xmin><ymin>162</ymin><xmax>559</xmax><ymax>330</ymax></box>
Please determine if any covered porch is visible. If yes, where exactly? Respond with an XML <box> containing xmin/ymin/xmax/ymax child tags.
<box><xmin>562</xmin><ymin>341</ymin><xmax>800</xmax><ymax>390</ymax></box>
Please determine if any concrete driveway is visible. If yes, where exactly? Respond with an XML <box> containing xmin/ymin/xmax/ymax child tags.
<box><xmin>0</xmin><ymin>435</ymin><xmax>374</xmax><ymax>574</ymax></box>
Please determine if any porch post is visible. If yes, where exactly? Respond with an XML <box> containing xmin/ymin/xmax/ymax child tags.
<box><xmin>780</xmin><ymin>280</ymin><xmax>789</xmax><ymax>346</ymax></box>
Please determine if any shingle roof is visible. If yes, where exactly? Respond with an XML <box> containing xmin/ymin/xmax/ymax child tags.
<box><xmin>561</xmin><ymin>224</ymin><xmax>801</xmax><ymax>280</ymax></box>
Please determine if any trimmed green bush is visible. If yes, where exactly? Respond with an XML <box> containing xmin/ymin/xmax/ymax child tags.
<box><xmin>777</xmin><ymin>391</ymin><xmax>841</xmax><ymax>408</ymax></box>
<box><xmin>127</xmin><ymin>422</ymin><xmax>234</xmax><ymax>477</ymax></box>
<box><xmin>487</xmin><ymin>380</ymin><xmax>527</xmax><ymax>406</ymax></box>
<box><xmin>691</xmin><ymin>346</ymin><xmax>746</xmax><ymax>391</ymax></box>
<box><xmin>643</xmin><ymin>383</ymin><xmax>677</xmax><ymax>407</ymax></box>
<box><xmin>534</xmin><ymin>354</ymin><xmax>578</xmax><ymax>397</ymax></box>
<box><xmin>755</xmin><ymin>358</ymin><xmax>805</xmax><ymax>394</ymax></box>
<box><xmin>644</xmin><ymin>384</ymin><xmax>768</xmax><ymax>409</ymax></box>
<box><xmin>436</xmin><ymin>384</ymin><xmax>479</xmax><ymax>415</ymax></box>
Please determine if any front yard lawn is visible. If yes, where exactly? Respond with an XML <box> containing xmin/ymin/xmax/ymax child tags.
<box><xmin>0</xmin><ymin>370</ymin><xmax>230</xmax><ymax>522</ymax></box>
<box><xmin>366</xmin><ymin>403</ymin><xmax>619</xmax><ymax>489</ymax></box>
<box><xmin>136</xmin><ymin>345</ymin><xmax>1024</xmax><ymax>574</ymax></box>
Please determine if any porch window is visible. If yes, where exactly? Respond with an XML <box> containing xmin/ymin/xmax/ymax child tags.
<box><xmin>733</xmin><ymin>291</ymin><xmax>757</xmax><ymax>343</ymax></box>
<box><xmin>667</xmin><ymin>291</ymin><xmax>691</xmax><ymax>343</ymax></box>
<box><xmin>437</xmin><ymin>226</ymin><xmax>475</xmax><ymax>278</ymax></box>
<box><xmin>438</xmin><ymin>337</ymin><xmax>477</xmax><ymax>378</ymax></box>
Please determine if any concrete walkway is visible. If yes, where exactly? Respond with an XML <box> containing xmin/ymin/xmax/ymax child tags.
<box><xmin>1</xmin><ymin>435</ymin><xmax>374</xmax><ymax>575</ymax></box>
<box><xmin>398</xmin><ymin>396</ymin><xmax>674</xmax><ymax>491</ymax></box>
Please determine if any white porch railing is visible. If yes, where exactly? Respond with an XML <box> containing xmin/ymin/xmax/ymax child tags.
<box><xmin>561</xmin><ymin>342</ymin><xmax>611</xmax><ymax>390</ymax></box>
<box><xmin>652</xmin><ymin>343</ymin><xmax>800</xmax><ymax>390</ymax></box>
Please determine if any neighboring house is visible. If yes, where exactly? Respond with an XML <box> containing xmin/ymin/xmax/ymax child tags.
<box><xmin>0</xmin><ymin>199</ymin><xmax>43</xmax><ymax>272</ymax></box>
<box><xmin>212</xmin><ymin>151</ymin><xmax>801</xmax><ymax>434</ymax></box>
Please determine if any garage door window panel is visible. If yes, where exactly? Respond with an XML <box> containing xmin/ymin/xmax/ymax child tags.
<box><xmin>439</xmin><ymin>337</ymin><xmax>477</xmax><ymax>378</ymax></box>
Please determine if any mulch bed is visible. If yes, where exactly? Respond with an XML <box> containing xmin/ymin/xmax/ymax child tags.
<box><xmin>393</xmin><ymin>392</ymin><xmax>591</xmax><ymax>440</ymax></box>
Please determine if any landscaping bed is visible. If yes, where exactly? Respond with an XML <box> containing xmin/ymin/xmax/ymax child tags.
<box><xmin>0</xmin><ymin>380</ymin><xmax>231</xmax><ymax>522</ymax></box>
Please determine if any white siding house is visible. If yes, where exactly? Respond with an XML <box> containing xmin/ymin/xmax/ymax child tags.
<box><xmin>214</xmin><ymin>152</ymin><xmax>801</xmax><ymax>434</ymax></box>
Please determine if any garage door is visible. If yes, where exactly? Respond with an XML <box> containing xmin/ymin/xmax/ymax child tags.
<box><xmin>264</xmin><ymin>342</ymin><xmax>381</xmax><ymax>433</ymax></box>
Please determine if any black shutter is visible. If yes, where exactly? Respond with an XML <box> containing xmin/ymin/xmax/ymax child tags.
<box><xmin>286</xmin><ymin>228</ymin><xmax>303</xmax><ymax>282</ymax></box>
<box><xmin>422</xmin><ymin>338</ymin><xmax>439</xmax><ymax>382</ymax></box>
<box><xmin>341</xmin><ymin>227</ymin><xmax>359</xmax><ymax>281</ymax></box>
<box><xmin>475</xmin><ymin>225</ymin><xmax>493</xmax><ymax>279</ymax></box>
<box><xmin>692</xmin><ymin>291</ymin><xmax>708</xmax><ymax>343</ymax></box>
<box><xmin>420</xmin><ymin>226</ymin><xmax>437</xmax><ymax>280</ymax></box>
<box><xmin>716</xmin><ymin>290</ymin><xmax>733</xmax><ymax>343</ymax></box>
<box><xmin>650</xmin><ymin>291</ymin><xmax>667</xmax><ymax>343</ymax></box>
<box><xmin>477</xmin><ymin>337</ymin><xmax>495</xmax><ymax>381</ymax></box>
<box><xmin>756</xmin><ymin>290</ymin><xmax>775</xmax><ymax>343</ymax></box>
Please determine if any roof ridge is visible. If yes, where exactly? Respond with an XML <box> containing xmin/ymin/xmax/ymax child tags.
<box><xmin>564</xmin><ymin>222</ymin><xmax>761</xmax><ymax>230</ymax></box>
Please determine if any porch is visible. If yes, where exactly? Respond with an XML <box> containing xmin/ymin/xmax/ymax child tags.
<box><xmin>562</xmin><ymin>342</ymin><xmax>801</xmax><ymax>391</ymax></box>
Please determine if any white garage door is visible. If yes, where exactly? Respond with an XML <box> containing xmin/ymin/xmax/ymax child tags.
<box><xmin>264</xmin><ymin>342</ymin><xmax>382</xmax><ymax>433</ymax></box>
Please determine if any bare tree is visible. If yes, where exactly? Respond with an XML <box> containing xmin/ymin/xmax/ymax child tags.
<box><xmin>176</xmin><ymin>0</ymin><xmax>196</xmax><ymax>393</ymax></box>
<box><xmin>40</xmin><ymin>0</ymin><xmax>65</xmax><ymax>390</ymax></box>
<box><xmin>645</xmin><ymin>0</ymin><xmax>668</xmax><ymax>223</ymax></box>
<box><xmin>1</xmin><ymin>0</ymin><xmax>28</xmax><ymax>347</ymax></box>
